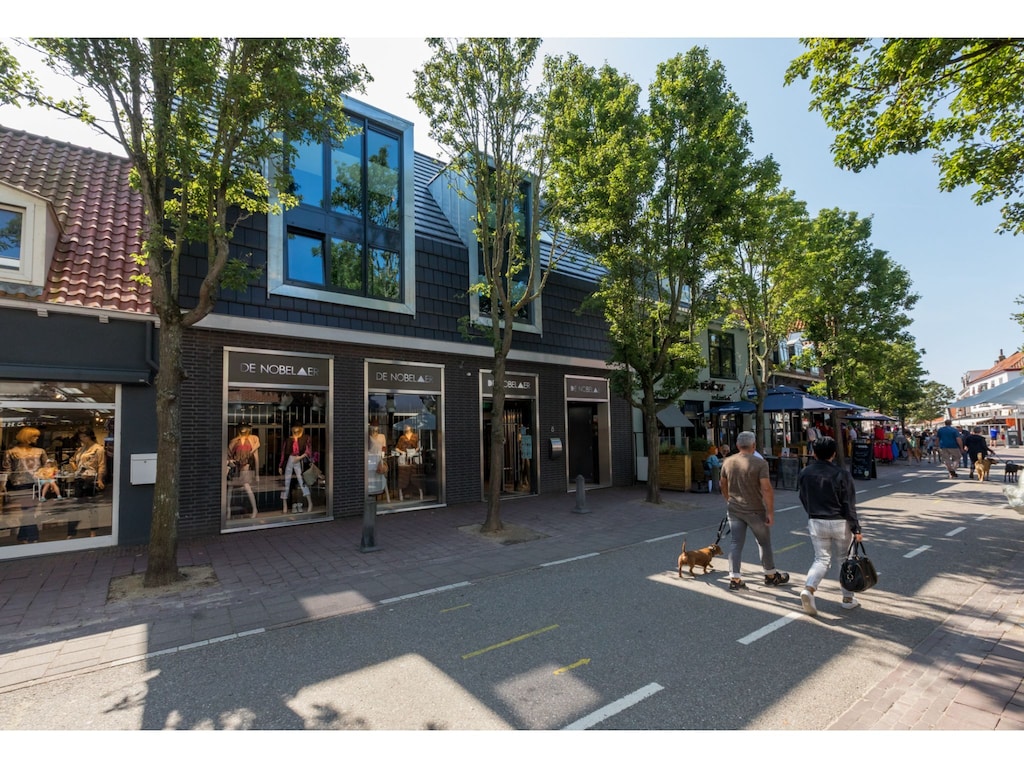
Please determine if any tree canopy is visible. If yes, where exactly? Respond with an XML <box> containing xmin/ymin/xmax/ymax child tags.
<box><xmin>786</xmin><ymin>38</ymin><xmax>1024</xmax><ymax>236</ymax></box>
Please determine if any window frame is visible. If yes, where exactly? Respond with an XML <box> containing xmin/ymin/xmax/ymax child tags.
<box><xmin>267</xmin><ymin>95</ymin><xmax>416</xmax><ymax>315</ymax></box>
<box><xmin>708</xmin><ymin>330</ymin><xmax>737</xmax><ymax>379</ymax></box>
<box><xmin>0</xmin><ymin>186</ymin><xmax>57</xmax><ymax>288</ymax></box>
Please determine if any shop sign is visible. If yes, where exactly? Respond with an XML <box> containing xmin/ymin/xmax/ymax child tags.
<box><xmin>480</xmin><ymin>371</ymin><xmax>537</xmax><ymax>398</ymax></box>
<box><xmin>367</xmin><ymin>361</ymin><xmax>443</xmax><ymax>393</ymax></box>
<box><xmin>227</xmin><ymin>349</ymin><xmax>330</xmax><ymax>388</ymax></box>
<box><xmin>565</xmin><ymin>375</ymin><xmax>608</xmax><ymax>402</ymax></box>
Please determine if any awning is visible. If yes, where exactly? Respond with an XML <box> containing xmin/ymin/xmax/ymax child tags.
<box><xmin>657</xmin><ymin>404</ymin><xmax>694</xmax><ymax>428</ymax></box>
<box><xmin>948</xmin><ymin>377</ymin><xmax>1024</xmax><ymax>409</ymax></box>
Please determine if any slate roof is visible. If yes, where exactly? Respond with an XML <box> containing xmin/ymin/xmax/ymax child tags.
<box><xmin>0</xmin><ymin>125</ymin><xmax>150</xmax><ymax>313</ymax></box>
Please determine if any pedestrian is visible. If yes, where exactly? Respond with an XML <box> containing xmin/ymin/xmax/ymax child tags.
<box><xmin>958</xmin><ymin>425</ymin><xmax>972</xmax><ymax>469</ymax></box>
<box><xmin>704</xmin><ymin>450</ymin><xmax>722</xmax><ymax>492</ymax></box>
<box><xmin>936</xmin><ymin>419</ymin><xmax>964</xmax><ymax>478</ymax></box>
<box><xmin>796</xmin><ymin>436</ymin><xmax>863</xmax><ymax>615</ymax></box>
<box><xmin>963</xmin><ymin>426</ymin><xmax>995</xmax><ymax>479</ymax></box>
<box><xmin>719</xmin><ymin>430</ymin><xmax>789</xmax><ymax>591</ymax></box>
<box><xmin>923</xmin><ymin>431</ymin><xmax>936</xmax><ymax>463</ymax></box>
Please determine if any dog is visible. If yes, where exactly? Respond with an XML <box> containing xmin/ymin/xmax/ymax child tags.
<box><xmin>1004</xmin><ymin>462</ymin><xmax>1020</xmax><ymax>483</ymax></box>
<box><xmin>974</xmin><ymin>453</ymin><xmax>998</xmax><ymax>482</ymax></box>
<box><xmin>677</xmin><ymin>539</ymin><xmax>723</xmax><ymax>578</ymax></box>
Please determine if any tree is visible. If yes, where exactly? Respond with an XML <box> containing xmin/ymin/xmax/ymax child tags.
<box><xmin>869</xmin><ymin>339</ymin><xmax>927</xmax><ymax>427</ymax></box>
<box><xmin>2</xmin><ymin>38</ymin><xmax>366</xmax><ymax>585</ymax></box>
<box><xmin>909</xmin><ymin>380</ymin><xmax>956</xmax><ymax>424</ymax></box>
<box><xmin>792</xmin><ymin>208</ymin><xmax>919</xmax><ymax>455</ymax></box>
<box><xmin>543</xmin><ymin>48</ymin><xmax>754</xmax><ymax>503</ymax></box>
<box><xmin>412</xmin><ymin>38</ymin><xmax>560</xmax><ymax>532</ymax></box>
<box><xmin>719</xmin><ymin>159</ymin><xmax>810</xmax><ymax>451</ymax></box>
<box><xmin>786</xmin><ymin>38</ymin><xmax>1024</xmax><ymax>236</ymax></box>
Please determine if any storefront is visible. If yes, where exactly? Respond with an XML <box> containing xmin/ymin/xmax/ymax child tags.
<box><xmin>222</xmin><ymin>347</ymin><xmax>333</xmax><ymax>530</ymax></box>
<box><xmin>365</xmin><ymin>359</ymin><xmax>443</xmax><ymax>510</ymax></box>
<box><xmin>564</xmin><ymin>375</ymin><xmax>612</xmax><ymax>489</ymax></box>
<box><xmin>481</xmin><ymin>370</ymin><xmax>538</xmax><ymax>498</ymax></box>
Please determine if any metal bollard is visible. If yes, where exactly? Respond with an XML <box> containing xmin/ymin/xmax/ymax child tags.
<box><xmin>360</xmin><ymin>494</ymin><xmax>381</xmax><ymax>552</ymax></box>
<box><xmin>572</xmin><ymin>474</ymin><xmax>590</xmax><ymax>514</ymax></box>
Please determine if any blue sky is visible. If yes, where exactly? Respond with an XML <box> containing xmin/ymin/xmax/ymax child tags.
<box><xmin>3</xmin><ymin>15</ymin><xmax>1021</xmax><ymax>395</ymax></box>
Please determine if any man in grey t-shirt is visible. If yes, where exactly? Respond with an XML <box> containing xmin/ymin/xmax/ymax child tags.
<box><xmin>719</xmin><ymin>431</ymin><xmax>789</xmax><ymax>591</ymax></box>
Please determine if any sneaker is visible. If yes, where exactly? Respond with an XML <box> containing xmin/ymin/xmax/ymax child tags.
<box><xmin>841</xmin><ymin>597</ymin><xmax>861</xmax><ymax>610</ymax></box>
<box><xmin>764</xmin><ymin>571</ymin><xmax>790</xmax><ymax>586</ymax></box>
<box><xmin>728</xmin><ymin>578</ymin><xmax>748</xmax><ymax>591</ymax></box>
<box><xmin>800</xmin><ymin>589</ymin><xmax>817</xmax><ymax>616</ymax></box>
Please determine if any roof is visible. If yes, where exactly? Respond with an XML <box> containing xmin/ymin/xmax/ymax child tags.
<box><xmin>0</xmin><ymin>125</ymin><xmax>150</xmax><ymax>314</ymax></box>
<box><xmin>966</xmin><ymin>351</ymin><xmax>1024</xmax><ymax>386</ymax></box>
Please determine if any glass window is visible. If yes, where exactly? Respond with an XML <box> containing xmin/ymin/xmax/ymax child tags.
<box><xmin>224</xmin><ymin>388</ymin><xmax>329</xmax><ymax>529</ymax></box>
<box><xmin>284</xmin><ymin>115</ymin><xmax>403</xmax><ymax>302</ymax></box>
<box><xmin>709</xmin><ymin>331</ymin><xmax>736</xmax><ymax>378</ymax></box>
<box><xmin>366</xmin><ymin>392</ymin><xmax>440</xmax><ymax>508</ymax></box>
<box><xmin>1</xmin><ymin>382</ymin><xmax>116</xmax><ymax>549</ymax></box>
<box><xmin>477</xmin><ymin>181</ymin><xmax>533</xmax><ymax>323</ymax></box>
<box><xmin>0</xmin><ymin>206</ymin><xmax>24</xmax><ymax>270</ymax></box>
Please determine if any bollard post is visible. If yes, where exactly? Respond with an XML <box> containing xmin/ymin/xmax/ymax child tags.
<box><xmin>360</xmin><ymin>494</ymin><xmax>381</xmax><ymax>552</ymax></box>
<box><xmin>572</xmin><ymin>474</ymin><xmax>590</xmax><ymax>514</ymax></box>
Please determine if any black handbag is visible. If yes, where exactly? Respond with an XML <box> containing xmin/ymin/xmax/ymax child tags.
<box><xmin>840</xmin><ymin>540</ymin><xmax>878</xmax><ymax>593</ymax></box>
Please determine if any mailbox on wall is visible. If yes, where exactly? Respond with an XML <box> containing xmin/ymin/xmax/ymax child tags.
<box><xmin>549</xmin><ymin>437</ymin><xmax>563</xmax><ymax>459</ymax></box>
<box><xmin>130</xmin><ymin>453</ymin><xmax>157</xmax><ymax>485</ymax></box>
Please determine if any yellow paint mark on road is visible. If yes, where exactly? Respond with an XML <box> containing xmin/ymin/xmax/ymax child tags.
<box><xmin>441</xmin><ymin>603</ymin><xmax>472</xmax><ymax>613</ymax></box>
<box><xmin>461</xmin><ymin>624</ymin><xmax>559</xmax><ymax>660</ymax></box>
<box><xmin>775</xmin><ymin>542</ymin><xmax>805</xmax><ymax>554</ymax></box>
<box><xmin>554</xmin><ymin>658</ymin><xmax>590</xmax><ymax>675</ymax></box>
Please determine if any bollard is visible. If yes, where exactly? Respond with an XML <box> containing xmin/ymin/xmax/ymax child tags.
<box><xmin>572</xmin><ymin>474</ymin><xmax>590</xmax><ymax>514</ymax></box>
<box><xmin>360</xmin><ymin>494</ymin><xmax>381</xmax><ymax>552</ymax></box>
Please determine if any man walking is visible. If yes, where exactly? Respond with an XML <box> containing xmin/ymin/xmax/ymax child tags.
<box><xmin>719</xmin><ymin>431</ymin><xmax>789</xmax><ymax>591</ymax></box>
<box><xmin>796</xmin><ymin>436</ymin><xmax>863</xmax><ymax>615</ymax></box>
<box><xmin>936</xmin><ymin>419</ymin><xmax>964</xmax><ymax>478</ymax></box>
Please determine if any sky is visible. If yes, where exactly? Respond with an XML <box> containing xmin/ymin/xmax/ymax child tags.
<box><xmin>3</xmin><ymin>6</ymin><xmax>1023</xmax><ymax>397</ymax></box>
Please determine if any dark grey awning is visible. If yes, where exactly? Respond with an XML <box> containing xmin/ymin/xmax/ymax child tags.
<box><xmin>657</xmin><ymin>405</ymin><xmax>694</xmax><ymax>428</ymax></box>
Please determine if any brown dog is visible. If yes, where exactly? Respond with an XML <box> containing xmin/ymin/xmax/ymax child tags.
<box><xmin>975</xmin><ymin>453</ymin><xmax>997</xmax><ymax>482</ymax></box>
<box><xmin>677</xmin><ymin>539</ymin><xmax>723</xmax><ymax>578</ymax></box>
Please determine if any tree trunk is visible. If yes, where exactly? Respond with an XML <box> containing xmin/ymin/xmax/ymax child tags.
<box><xmin>643</xmin><ymin>390</ymin><xmax>661</xmax><ymax>504</ymax></box>
<box><xmin>144</xmin><ymin>316</ymin><xmax>184</xmax><ymax>587</ymax></box>
<box><xmin>481</xmin><ymin>354</ymin><xmax>507</xmax><ymax>533</ymax></box>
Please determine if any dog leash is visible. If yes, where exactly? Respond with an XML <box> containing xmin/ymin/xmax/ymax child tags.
<box><xmin>714</xmin><ymin>515</ymin><xmax>730</xmax><ymax>546</ymax></box>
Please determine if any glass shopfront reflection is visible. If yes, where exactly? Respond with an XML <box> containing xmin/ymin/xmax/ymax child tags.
<box><xmin>366</xmin><ymin>360</ymin><xmax>442</xmax><ymax>509</ymax></box>
<box><xmin>1</xmin><ymin>382</ymin><xmax>116</xmax><ymax>550</ymax></box>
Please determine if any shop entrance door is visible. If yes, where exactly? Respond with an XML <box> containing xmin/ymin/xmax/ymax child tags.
<box><xmin>567</xmin><ymin>404</ymin><xmax>598</xmax><ymax>483</ymax></box>
<box><xmin>482</xmin><ymin>400</ymin><xmax>534</xmax><ymax>497</ymax></box>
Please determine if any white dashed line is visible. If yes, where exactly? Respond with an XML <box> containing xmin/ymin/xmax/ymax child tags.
<box><xmin>563</xmin><ymin>682</ymin><xmax>664</xmax><ymax>730</ymax></box>
<box><xmin>905</xmin><ymin>545</ymin><xmax>931</xmax><ymax>558</ymax></box>
<box><xmin>878</xmin><ymin>483</ymin><xmax>892</xmax><ymax>488</ymax></box>
<box><xmin>737</xmin><ymin>613</ymin><xmax>801</xmax><ymax>645</ymax></box>
<box><xmin>645</xmin><ymin>532</ymin><xmax>687</xmax><ymax>544</ymax></box>
<box><xmin>945</xmin><ymin>527</ymin><xmax>966</xmax><ymax>537</ymax></box>
<box><xmin>541</xmin><ymin>553</ymin><xmax>600</xmax><ymax>567</ymax></box>
<box><xmin>380</xmin><ymin>581</ymin><xmax>471</xmax><ymax>604</ymax></box>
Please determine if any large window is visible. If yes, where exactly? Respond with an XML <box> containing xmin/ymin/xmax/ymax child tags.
<box><xmin>269</xmin><ymin>97</ymin><xmax>414</xmax><ymax>313</ymax></box>
<box><xmin>708</xmin><ymin>331</ymin><xmax>736</xmax><ymax>378</ymax></box>
<box><xmin>475</xmin><ymin>181</ymin><xmax>535</xmax><ymax>326</ymax></box>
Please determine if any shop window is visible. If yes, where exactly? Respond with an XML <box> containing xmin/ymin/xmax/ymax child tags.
<box><xmin>709</xmin><ymin>331</ymin><xmax>736</xmax><ymax>379</ymax></box>
<box><xmin>366</xmin><ymin>392</ymin><xmax>440</xmax><ymax>507</ymax></box>
<box><xmin>1</xmin><ymin>382</ymin><xmax>116</xmax><ymax>551</ymax></box>
<box><xmin>267</xmin><ymin>96</ymin><xmax>415</xmax><ymax>314</ymax></box>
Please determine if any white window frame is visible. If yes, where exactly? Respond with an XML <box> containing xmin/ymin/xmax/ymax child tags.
<box><xmin>0</xmin><ymin>185</ymin><xmax>58</xmax><ymax>287</ymax></box>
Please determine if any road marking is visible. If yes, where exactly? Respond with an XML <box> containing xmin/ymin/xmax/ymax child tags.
<box><xmin>900</xmin><ymin>479</ymin><xmax>915</xmax><ymax>483</ymax></box>
<box><xmin>945</xmin><ymin>527</ymin><xmax>966</xmax><ymax>537</ymax></box>
<box><xmin>562</xmin><ymin>682</ymin><xmax>664</xmax><ymax>730</ymax></box>
<box><xmin>878</xmin><ymin>483</ymin><xmax>892</xmax><ymax>488</ymax></box>
<box><xmin>462</xmin><ymin>624</ymin><xmax>559</xmax><ymax>660</ymax></box>
<box><xmin>905</xmin><ymin>545</ymin><xmax>931</xmax><ymax>558</ymax></box>
<box><xmin>778</xmin><ymin>504</ymin><xmax>801</xmax><ymax>512</ymax></box>
<box><xmin>541</xmin><ymin>553</ymin><xmax>599</xmax><ymax>567</ymax></box>
<box><xmin>775</xmin><ymin>542</ymin><xmax>805</xmax><ymax>554</ymax></box>
<box><xmin>440</xmin><ymin>603</ymin><xmax>472</xmax><ymax>613</ymax></box>
<box><xmin>645</xmin><ymin>531</ymin><xmax>687</xmax><ymax>544</ymax></box>
<box><xmin>976</xmin><ymin>514</ymin><xmax>991</xmax><ymax>521</ymax></box>
<box><xmin>737</xmin><ymin>613</ymin><xmax>800</xmax><ymax>645</ymax></box>
<box><xmin>380</xmin><ymin>581</ymin><xmax>471</xmax><ymax>605</ymax></box>
<box><xmin>554</xmin><ymin>658</ymin><xmax>590</xmax><ymax>675</ymax></box>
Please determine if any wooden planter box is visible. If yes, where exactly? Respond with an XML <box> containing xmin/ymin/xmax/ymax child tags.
<box><xmin>660</xmin><ymin>454</ymin><xmax>691</xmax><ymax>491</ymax></box>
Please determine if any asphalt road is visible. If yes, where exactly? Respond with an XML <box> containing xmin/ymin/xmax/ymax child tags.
<box><xmin>0</xmin><ymin>466</ymin><xmax>1018</xmax><ymax>733</ymax></box>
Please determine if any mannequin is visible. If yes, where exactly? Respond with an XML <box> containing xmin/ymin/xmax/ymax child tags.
<box><xmin>279</xmin><ymin>425</ymin><xmax>313</xmax><ymax>514</ymax></box>
<box><xmin>3</xmin><ymin>427</ymin><xmax>47</xmax><ymax>543</ymax></box>
<box><xmin>367</xmin><ymin>424</ymin><xmax>390</xmax><ymax>502</ymax></box>
<box><xmin>228</xmin><ymin>424</ymin><xmax>260</xmax><ymax>518</ymax></box>
<box><xmin>395</xmin><ymin>425</ymin><xmax>422</xmax><ymax>501</ymax></box>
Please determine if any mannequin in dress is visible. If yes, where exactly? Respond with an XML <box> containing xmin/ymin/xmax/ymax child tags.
<box><xmin>228</xmin><ymin>424</ymin><xmax>260</xmax><ymax>518</ymax></box>
<box><xmin>279</xmin><ymin>425</ymin><xmax>313</xmax><ymax>514</ymax></box>
<box><xmin>3</xmin><ymin>427</ymin><xmax>47</xmax><ymax>543</ymax></box>
<box><xmin>395</xmin><ymin>425</ymin><xmax>422</xmax><ymax>501</ymax></box>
